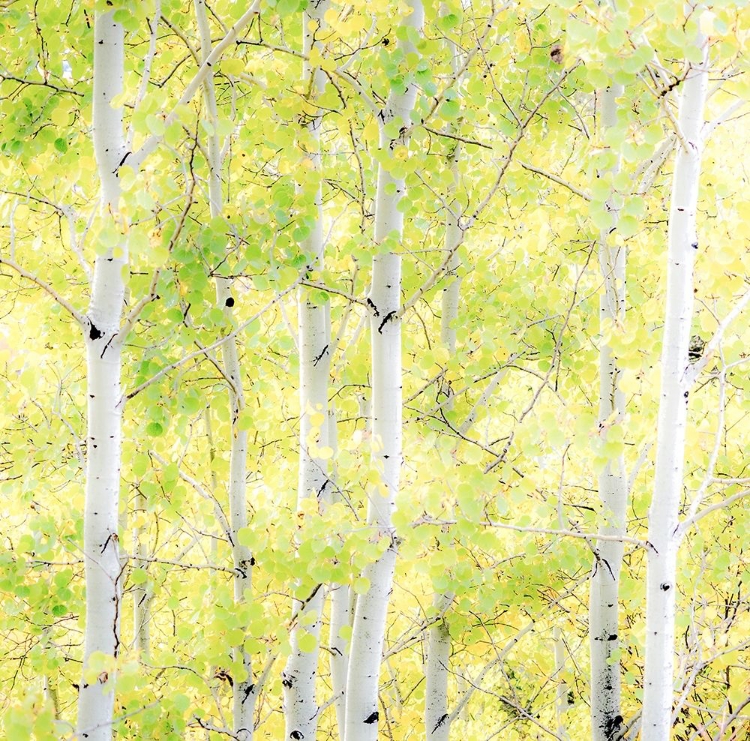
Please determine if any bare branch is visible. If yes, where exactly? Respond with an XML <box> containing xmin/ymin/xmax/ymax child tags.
<box><xmin>124</xmin><ymin>274</ymin><xmax>302</xmax><ymax>401</ymax></box>
<box><xmin>0</xmin><ymin>256</ymin><xmax>85</xmax><ymax>325</ymax></box>
<box><xmin>130</xmin><ymin>1</ymin><xmax>261</xmax><ymax>170</ymax></box>
<box><xmin>685</xmin><ymin>286</ymin><xmax>750</xmax><ymax>386</ymax></box>
<box><xmin>677</xmin><ymin>488</ymin><xmax>750</xmax><ymax>537</ymax></box>
<box><xmin>415</xmin><ymin>516</ymin><xmax>651</xmax><ymax>550</ymax></box>
<box><xmin>517</xmin><ymin>160</ymin><xmax>591</xmax><ymax>201</ymax></box>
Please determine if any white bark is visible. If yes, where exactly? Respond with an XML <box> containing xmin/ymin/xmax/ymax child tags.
<box><xmin>77</xmin><ymin>12</ymin><xmax>127</xmax><ymax>741</ymax></box>
<box><xmin>590</xmin><ymin>80</ymin><xmax>627</xmax><ymax>741</ymax></box>
<box><xmin>642</xmin><ymin>34</ymin><xmax>708</xmax><ymax>741</ymax></box>
<box><xmin>554</xmin><ymin>627</ymin><xmax>570</xmax><ymax>741</ymax></box>
<box><xmin>329</xmin><ymin>581</ymin><xmax>351</xmax><ymax>736</ymax></box>
<box><xmin>426</xmin><ymin>42</ymin><xmax>461</xmax><ymax>733</ymax></box>
<box><xmin>132</xmin><ymin>488</ymin><xmax>152</xmax><ymax>657</ymax></box>
<box><xmin>195</xmin><ymin>2</ymin><xmax>254</xmax><ymax>736</ymax></box>
<box><xmin>425</xmin><ymin>595</ymin><xmax>452</xmax><ymax>741</ymax></box>
<box><xmin>329</xmin><ymin>406</ymin><xmax>354</xmax><ymax>736</ymax></box>
<box><xmin>345</xmin><ymin>4</ymin><xmax>423</xmax><ymax>739</ymax></box>
<box><xmin>283</xmin><ymin>3</ymin><xmax>331</xmax><ymax>737</ymax></box>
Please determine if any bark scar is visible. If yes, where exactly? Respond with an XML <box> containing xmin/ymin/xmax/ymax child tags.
<box><xmin>312</xmin><ymin>344</ymin><xmax>329</xmax><ymax>366</ymax></box>
<box><xmin>433</xmin><ymin>713</ymin><xmax>449</xmax><ymax>732</ymax></box>
<box><xmin>377</xmin><ymin>310</ymin><xmax>397</xmax><ymax>334</ymax></box>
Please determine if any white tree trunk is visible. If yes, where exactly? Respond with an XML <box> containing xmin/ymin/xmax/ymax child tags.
<box><xmin>282</xmin><ymin>5</ymin><xmax>331</xmax><ymax>736</ymax></box>
<box><xmin>642</xmin><ymin>34</ymin><xmax>708</xmax><ymax>741</ymax></box>
<box><xmin>590</xmin><ymin>80</ymin><xmax>627</xmax><ymax>741</ymax></box>
<box><xmin>194</xmin><ymin>2</ymin><xmax>254</xmax><ymax>736</ymax></box>
<box><xmin>425</xmin><ymin>595</ymin><xmax>452</xmax><ymax>741</ymax></box>
<box><xmin>329</xmin><ymin>406</ymin><xmax>352</xmax><ymax>736</ymax></box>
<box><xmin>345</xmin><ymin>5</ymin><xmax>423</xmax><ymax>739</ymax></box>
<box><xmin>426</xmin><ymin>57</ymin><xmax>461</xmax><ymax>735</ymax></box>
<box><xmin>77</xmin><ymin>12</ymin><xmax>127</xmax><ymax>741</ymax></box>
<box><xmin>554</xmin><ymin>627</ymin><xmax>570</xmax><ymax>741</ymax></box>
<box><xmin>329</xmin><ymin>581</ymin><xmax>352</xmax><ymax>736</ymax></box>
<box><xmin>132</xmin><ymin>488</ymin><xmax>152</xmax><ymax>657</ymax></box>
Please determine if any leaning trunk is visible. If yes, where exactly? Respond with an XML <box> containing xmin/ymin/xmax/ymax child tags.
<box><xmin>642</xmin><ymin>32</ymin><xmax>708</xmax><ymax>741</ymax></box>
<box><xmin>77</xmin><ymin>12</ymin><xmax>127</xmax><ymax>741</ymax></box>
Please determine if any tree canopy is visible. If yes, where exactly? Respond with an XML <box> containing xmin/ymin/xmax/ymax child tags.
<box><xmin>0</xmin><ymin>1</ymin><xmax>748</xmax><ymax>739</ymax></box>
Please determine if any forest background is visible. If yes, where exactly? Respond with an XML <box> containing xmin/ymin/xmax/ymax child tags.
<box><xmin>0</xmin><ymin>0</ymin><xmax>748</xmax><ymax>740</ymax></box>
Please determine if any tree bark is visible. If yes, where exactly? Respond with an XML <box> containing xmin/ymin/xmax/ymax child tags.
<box><xmin>132</xmin><ymin>488</ymin><xmax>152</xmax><ymax>657</ymax></box>
<box><xmin>425</xmin><ymin>596</ymin><xmax>452</xmax><ymax>741</ymax></box>
<box><xmin>77</xmin><ymin>12</ymin><xmax>127</xmax><ymax>741</ymax></box>
<box><xmin>642</xmin><ymin>32</ymin><xmax>708</xmax><ymax>741</ymax></box>
<box><xmin>590</xmin><ymin>79</ymin><xmax>627</xmax><ymax>741</ymax></box>
<box><xmin>195</xmin><ymin>2</ymin><xmax>255</xmax><ymax>736</ymax></box>
<box><xmin>426</xmin><ymin>41</ymin><xmax>461</xmax><ymax>733</ymax></box>
<box><xmin>344</xmin><ymin>4</ymin><xmax>423</xmax><ymax>739</ymax></box>
<box><xmin>328</xmin><ymin>407</ymin><xmax>351</xmax><ymax>737</ymax></box>
<box><xmin>283</xmin><ymin>2</ymin><xmax>331</xmax><ymax>736</ymax></box>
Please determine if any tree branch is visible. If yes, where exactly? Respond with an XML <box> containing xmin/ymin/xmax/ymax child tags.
<box><xmin>124</xmin><ymin>275</ymin><xmax>302</xmax><ymax>401</ymax></box>
<box><xmin>129</xmin><ymin>1</ymin><xmax>261</xmax><ymax>170</ymax></box>
<box><xmin>0</xmin><ymin>256</ymin><xmax>85</xmax><ymax>325</ymax></box>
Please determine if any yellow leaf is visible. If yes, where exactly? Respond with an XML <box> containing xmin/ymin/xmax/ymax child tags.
<box><xmin>353</xmin><ymin>577</ymin><xmax>370</xmax><ymax>595</ymax></box>
<box><xmin>309</xmin><ymin>411</ymin><xmax>325</xmax><ymax>427</ymax></box>
<box><xmin>221</xmin><ymin>58</ymin><xmax>245</xmax><ymax>76</ymax></box>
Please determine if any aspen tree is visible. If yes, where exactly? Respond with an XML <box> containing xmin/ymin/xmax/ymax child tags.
<box><xmin>282</xmin><ymin>1</ymin><xmax>331</xmax><ymax>737</ymax></box>
<box><xmin>425</xmin><ymin>22</ymin><xmax>461</xmax><ymax>740</ymax></box>
<box><xmin>194</xmin><ymin>1</ymin><xmax>255</xmax><ymax>735</ymax></box>
<box><xmin>77</xmin><ymin>12</ymin><xmax>127</xmax><ymax>741</ymax></box>
<box><xmin>589</xmin><ymin>78</ymin><xmax>627</xmax><ymax>741</ymax></box>
<box><xmin>642</xmin><ymin>22</ymin><xmax>708</xmax><ymax>741</ymax></box>
<box><xmin>344</xmin><ymin>2</ymin><xmax>424</xmax><ymax>738</ymax></box>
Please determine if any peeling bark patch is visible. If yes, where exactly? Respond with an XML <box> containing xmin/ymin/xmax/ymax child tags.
<box><xmin>364</xmin><ymin>711</ymin><xmax>379</xmax><ymax>724</ymax></box>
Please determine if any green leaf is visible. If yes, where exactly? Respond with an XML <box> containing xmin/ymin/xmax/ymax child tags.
<box><xmin>297</xmin><ymin>631</ymin><xmax>317</xmax><ymax>653</ymax></box>
<box><xmin>145</xmin><ymin>422</ymin><xmax>164</xmax><ymax>437</ymax></box>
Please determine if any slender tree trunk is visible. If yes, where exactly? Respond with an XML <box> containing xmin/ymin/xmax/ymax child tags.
<box><xmin>329</xmin><ymin>404</ymin><xmax>356</xmax><ymax>736</ymax></box>
<box><xmin>590</xmin><ymin>79</ymin><xmax>627</xmax><ymax>741</ymax></box>
<box><xmin>554</xmin><ymin>627</ymin><xmax>570</xmax><ymax>741</ymax></box>
<box><xmin>345</xmin><ymin>4</ymin><xmax>423</xmax><ymax>739</ymax></box>
<box><xmin>194</xmin><ymin>2</ymin><xmax>254</xmax><ymax>736</ymax></box>
<box><xmin>642</xmin><ymin>34</ymin><xmax>708</xmax><ymax>741</ymax></box>
<box><xmin>329</xmin><ymin>581</ymin><xmax>351</xmax><ymax>736</ymax></box>
<box><xmin>426</xmin><ymin>62</ymin><xmax>461</xmax><ymax>738</ymax></box>
<box><xmin>77</xmin><ymin>12</ymin><xmax>127</xmax><ymax>741</ymax></box>
<box><xmin>282</xmin><ymin>3</ymin><xmax>331</xmax><ymax>736</ymax></box>
<box><xmin>425</xmin><ymin>595</ymin><xmax>452</xmax><ymax>741</ymax></box>
<box><xmin>132</xmin><ymin>488</ymin><xmax>152</xmax><ymax>657</ymax></box>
